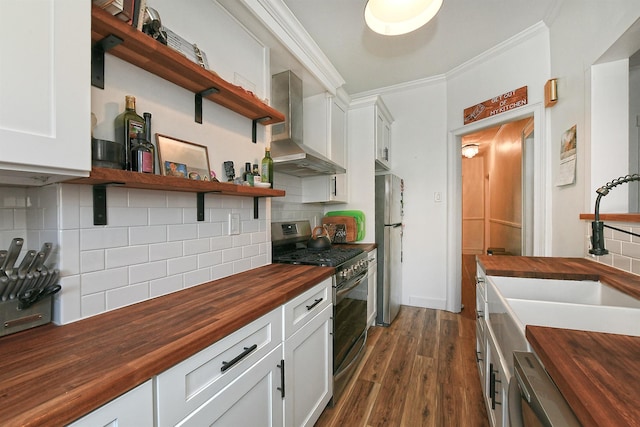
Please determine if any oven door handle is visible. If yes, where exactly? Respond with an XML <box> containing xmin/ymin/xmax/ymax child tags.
<box><xmin>335</xmin><ymin>272</ymin><xmax>367</xmax><ymax>300</ymax></box>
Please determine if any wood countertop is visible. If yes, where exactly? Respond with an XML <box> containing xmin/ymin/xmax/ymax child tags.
<box><xmin>0</xmin><ymin>263</ymin><xmax>334</xmax><ymax>427</ymax></box>
<box><xmin>477</xmin><ymin>255</ymin><xmax>640</xmax><ymax>426</ymax></box>
<box><xmin>527</xmin><ymin>326</ymin><xmax>640</xmax><ymax>427</ymax></box>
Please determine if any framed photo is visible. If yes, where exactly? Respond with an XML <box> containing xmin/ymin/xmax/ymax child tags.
<box><xmin>156</xmin><ymin>134</ymin><xmax>211</xmax><ymax>180</ymax></box>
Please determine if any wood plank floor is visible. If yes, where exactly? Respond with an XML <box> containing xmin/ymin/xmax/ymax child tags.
<box><xmin>316</xmin><ymin>256</ymin><xmax>489</xmax><ymax>427</ymax></box>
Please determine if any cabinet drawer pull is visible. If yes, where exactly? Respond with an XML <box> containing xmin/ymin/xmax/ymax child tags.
<box><xmin>476</xmin><ymin>351</ymin><xmax>483</xmax><ymax>363</ymax></box>
<box><xmin>306</xmin><ymin>297</ymin><xmax>323</xmax><ymax>310</ymax></box>
<box><xmin>221</xmin><ymin>344</ymin><xmax>258</xmax><ymax>372</ymax></box>
<box><xmin>476</xmin><ymin>309</ymin><xmax>484</xmax><ymax>319</ymax></box>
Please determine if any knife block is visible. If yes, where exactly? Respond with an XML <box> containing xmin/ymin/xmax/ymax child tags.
<box><xmin>0</xmin><ymin>295</ymin><xmax>52</xmax><ymax>337</ymax></box>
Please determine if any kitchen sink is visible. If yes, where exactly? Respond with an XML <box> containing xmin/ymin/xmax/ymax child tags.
<box><xmin>489</xmin><ymin>276</ymin><xmax>640</xmax><ymax>308</ymax></box>
<box><xmin>504</xmin><ymin>298</ymin><xmax>640</xmax><ymax>337</ymax></box>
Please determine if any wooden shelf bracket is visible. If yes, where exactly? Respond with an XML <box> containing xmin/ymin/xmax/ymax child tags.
<box><xmin>195</xmin><ymin>87</ymin><xmax>220</xmax><ymax>124</ymax></box>
<box><xmin>91</xmin><ymin>35</ymin><xmax>123</xmax><ymax>89</ymax></box>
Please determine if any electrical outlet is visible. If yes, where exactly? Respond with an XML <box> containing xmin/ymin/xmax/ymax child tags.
<box><xmin>229</xmin><ymin>213</ymin><xmax>240</xmax><ymax>235</ymax></box>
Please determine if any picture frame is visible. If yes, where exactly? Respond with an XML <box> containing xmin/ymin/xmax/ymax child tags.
<box><xmin>156</xmin><ymin>134</ymin><xmax>211</xmax><ymax>181</ymax></box>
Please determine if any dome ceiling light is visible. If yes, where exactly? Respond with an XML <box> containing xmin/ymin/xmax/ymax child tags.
<box><xmin>461</xmin><ymin>143</ymin><xmax>479</xmax><ymax>159</ymax></box>
<box><xmin>364</xmin><ymin>0</ymin><xmax>444</xmax><ymax>36</ymax></box>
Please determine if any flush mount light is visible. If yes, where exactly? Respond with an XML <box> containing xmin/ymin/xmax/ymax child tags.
<box><xmin>364</xmin><ymin>0</ymin><xmax>443</xmax><ymax>36</ymax></box>
<box><xmin>461</xmin><ymin>143</ymin><xmax>479</xmax><ymax>159</ymax></box>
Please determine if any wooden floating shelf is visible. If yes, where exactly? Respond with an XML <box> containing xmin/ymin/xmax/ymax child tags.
<box><xmin>91</xmin><ymin>5</ymin><xmax>285</xmax><ymax>126</ymax></box>
<box><xmin>68</xmin><ymin>168</ymin><xmax>285</xmax><ymax>224</ymax></box>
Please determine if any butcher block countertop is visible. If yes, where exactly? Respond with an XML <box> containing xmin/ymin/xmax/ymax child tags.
<box><xmin>477</xmin><ymin>255</ymin><xmax>640</xmax><ymax>427</ymax></box>
<box><xmin>0</xmin><ymin>263</ymin><xmax>334</xmax><ymax>427</ymax></box>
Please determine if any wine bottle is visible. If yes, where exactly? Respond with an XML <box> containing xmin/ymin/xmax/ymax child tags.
<box><xmin>131</xmin><ymin>133</ymin><xmax>153</xmax><ymax>173</ymax></box>
<box><xmin>252</xmin><ymin>163</ymin><xmax>261</xmax><ymax>184</ymax></box>
<box><xmin>114</xmin><ymin>96</ymin><xmax>145</xmax><ymax>170</ymax></box>
<box><xmin>261</xmin><ymin>148</ymin><xmax>273</xmax><ymax>188</ymax></box>
<box><xmin>143</xmin><ymin>112</ymin><xmax>156</xmax><ymax>174</ymax></box>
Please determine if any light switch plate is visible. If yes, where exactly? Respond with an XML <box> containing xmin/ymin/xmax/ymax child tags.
<box><xmin>229</xmin><ymin>213</ymin><xmax>240</xmax><ymax>235</ymax></box>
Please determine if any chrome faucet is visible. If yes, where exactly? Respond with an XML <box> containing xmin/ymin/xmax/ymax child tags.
<box><xmin>590</xmin><ymin>174</ymin><xmax>640</xmax><ymax>255</ymax></box>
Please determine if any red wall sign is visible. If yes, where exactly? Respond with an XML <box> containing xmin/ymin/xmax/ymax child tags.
<box><xmin>463</xmin><ymin>87</ymin><xmax>528</xmax><ymax>125</ymax></box>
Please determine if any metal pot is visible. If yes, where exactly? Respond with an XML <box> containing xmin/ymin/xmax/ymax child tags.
<box><xmin>308</xmin><ymin>226</ymin><xmax>331</xmax><ymax>250</ymax></box>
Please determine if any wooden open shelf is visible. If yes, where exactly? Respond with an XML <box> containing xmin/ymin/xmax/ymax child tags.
<box><xmin>69</xmin><ymin>168</ymin><xmax>285</xmax><ymax>224</ymax></box>
<box><xmin>91</xmin><ymin>5</ymin><xmax>285</xmax><ymax>126</ymax></box>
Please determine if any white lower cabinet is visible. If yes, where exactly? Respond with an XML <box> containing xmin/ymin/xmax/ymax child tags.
<box><xmin>175</xmin><ymin>345</ymin><xmax>285</xmax><ymax>427</ymax></box>
<box><xmin>67</xmin><ymin>380</ymin><xmax>153</xmax><ymax>427</ymax></box>
<box><xmin>154</xmin><ymin>278</ymin><xmax>333</xmax><ymax>427</ymax></box>
<box><xmin>283</xmin><ymin>304</ymin><xmax>332</xmax><ymax>427</ymax></box>
<box><xmin>282</xmin><ymin>278</ymin><xmax>333</xmax><ymax>427</ymax></box>
<box><xmin>155</xmin><ymin>308</ymin><xmax>283</xmax><ymax>427</ymax></box>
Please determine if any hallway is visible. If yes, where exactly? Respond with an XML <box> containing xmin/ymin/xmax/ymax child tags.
<box><xmin>316</xmin><ymin>261</ymin><xmax>489</xmax><ymax>426</ymax></box>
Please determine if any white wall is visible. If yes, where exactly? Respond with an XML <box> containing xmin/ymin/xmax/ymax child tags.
<box><xmin>547</xmin><ymin>0</ymin><xmax>640</xmax><ymax>256</ymax></box>
<box><xmin>377</xmin><ymin>80</ymin><xmax>448</xmax><ymax>309</ymax></box>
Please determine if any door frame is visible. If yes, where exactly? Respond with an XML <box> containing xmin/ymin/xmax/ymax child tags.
<box><xmin>445</xmin><ymin>102</ymin><xmax>550</xmax><ymax>313</ymax></box>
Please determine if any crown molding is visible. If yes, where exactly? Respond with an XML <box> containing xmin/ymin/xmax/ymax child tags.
<box><xmin>238</xmin><ymin>0</ymin><xmax>345</xmax><ymax>94</ymax></box>
<box><xmin>446</xmin><ymin>21</ymin><xmax>549</xmax><ymax>80</ymax></box>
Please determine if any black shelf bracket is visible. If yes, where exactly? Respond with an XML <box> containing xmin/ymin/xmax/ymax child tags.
<box><xmin>195</xmin><ymin>87</ymin><xmax>220</xmax><ymax>123</ymax></box>
<box><xmin>251</xmin><ymin>117</ymin><xmax>271</xmax><ymax>143</ymax></box>
<box><xmin>91</xmin><ymin>35</ymin><xmax>124</xmax><ymax>89</ymax></box>
<box><xmin>253</xmin><ymin>197</ymin><xmax>259</xmax><ymax>219</ymax></box>
<box><xmin>92</xmin><ymin>182</ymin><xmax>125</xmax><ymax>226</ymax></box>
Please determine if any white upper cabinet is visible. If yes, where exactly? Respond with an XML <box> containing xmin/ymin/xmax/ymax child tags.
<box><xmin>349</xmin><ymin>96</ymin><xmax>394</xmax><ymax>172</ymax></box>
<box><xmin>0</xmin><ymin>0</ymin><xmax>91</xmax><ymax>186</ymax></box>
<box><xmin>374</xmin><ymin>99</ymin><xmax>393</xmax><ymax>171</ymax></box>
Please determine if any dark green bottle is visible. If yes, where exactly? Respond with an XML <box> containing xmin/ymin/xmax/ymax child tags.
<box><xmin>114</xmin><ymin>95</ymin><xmax>145</xmax><ymax>171</ymax></box>
<box><xmin>261</xmin><ymin>148</ymin><xmax>273</xmax><ymax>188</ymax></box>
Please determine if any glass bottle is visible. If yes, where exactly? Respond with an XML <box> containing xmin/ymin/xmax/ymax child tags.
<box><xmin>114</xmin><ymin>95</ymin><xmax>145</xmax><ymax>171</ymax></box>
<box><xmin>252</xmin><ymin>163</ymin><xmax>261</xmax><ymax>184</ymax></box>
<box><xmin>143</xmin><ymin>112</ymin><xmax>156</xmax><ymax>174</ymax></box>
<box><xmin>131</xmin><ymin>133</ymin><xmax>153</xmax><ymax>173</ymax></box>
<box><xmin>261</xmin><ymin>148</ymin><xmax>273</xmax><ymax>188</ymax></box>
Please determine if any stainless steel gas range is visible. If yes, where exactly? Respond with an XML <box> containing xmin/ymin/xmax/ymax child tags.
<box><xmin>271</xmin><ymin>221</ymin><xmax>369</xmax><ymax>404</ymax></box>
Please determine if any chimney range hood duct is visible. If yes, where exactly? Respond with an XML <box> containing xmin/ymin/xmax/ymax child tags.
<box><xmin>270</xmin><ymin>71</ymin><xmax>346</xmax><ymax>177</ymax></box>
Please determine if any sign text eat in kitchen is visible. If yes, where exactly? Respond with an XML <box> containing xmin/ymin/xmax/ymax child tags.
<box><xmin>463</xmin><ymin>86</ymin><xmax>528</xmax><ymax>125</ymax></box>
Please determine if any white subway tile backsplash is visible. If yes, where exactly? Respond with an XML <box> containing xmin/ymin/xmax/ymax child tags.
<box><xmin>150</xmin><ymin>275</ymin><xmax>183</xmax><ymax>297</ymax></box>
<box><xmin>128</xmin><ymin>189</ymin><xmax>168</xmax><ymax>207</ymax></box>
<box><xmin>167</xmin><ymin>255</ymin><xmax>197</xmax><ymax>275</ymax></box>
<box><xmin>3</xmin><ymin>184</ymin><xmax>273</xmax><ymax>324</ymax></box>
<box><xmin>81</xmin><ymin>267</ymin><xmax>129</xmax><ymax>294</ymax></box>
<box><xmin>130</xmin><ymin>260</ymin><xmax>167</xmax><ymax>283</ymax></box>
<box><xmin>198</xmin><ymin>251</ymin><xmax>222</xmax><ymax>268</ymax></box>
<box><xmin>198</xmin><ymin>222</ymin><xmax>223</xmax><ymax>238</ymax></box>
<box><xmin>167</xmin><ymin>224</ymin><xmax>197</xmax><ymax>241</ymax></box>
<box><xmin>211</xmin><ymin>263</ymin><xmax>234</xmax><ymax>281</ymax></box>
<box><xmin>586</xmin><ymin>220</ymin><xmax>640</xmax><ymax>276</ymax></box>
<box><xmin>232</xmin><ymin>233</ymin><xmax>251</xmax><ymax>247</ymax></box>
<box><xmin>81</xmin><ymin>250</ymin><xmax>105</xmax><ymax>273</ymax></box>
<box><xmin>106</xmin><ymin>282</ymin><xmax>149</xmax><ymax>311</ymax></box>
<box><xmin>81</xmin><ymin>228</ymin><xmax>129</xmax><ymax>250</ymax></box>
<box><xmin>222</xmin><ymin>247</ymin><xmax>243</xmax><ymax>263</ymax></box>
<box><xmin>150</xmin><ymin>207</ymin><xmax>183</xmax><ymax>225</ymax></box>
<box><xmin>184</xmin><ymin>238</ymin><xmax>211</xmax><ymax>255</ymax></box>
<box><xmin>130</xmin><ymin>225</ymin><xmax>167</xmax><ymax>245</ymax></box>
<box><xmin>211</xmin><ymin>235</ymin><xmax>233</xmax><ymax>251</ymax></box>
<box><xmin>149</xmin><ymin>241</ymin><xmax>183</xmax><ymax>261</ymax></box>
<box><xmin>184</xmin><ymin>268</ymin><xmax>211</xmax><ymax>288</ymax></box>
<box><xmin>106</xmin><ymin>245</ymin><xmax>150</xmax><ymax>268</ymax></box>
<box><xmin>81</xmin><ymin>292</ymin><xmax>106</xmax><ymax>318</ymax></box>
<box><xmin>233</xmin><ymin>258</ymin><xmax>252</xmax><ymax>274</ymax></box>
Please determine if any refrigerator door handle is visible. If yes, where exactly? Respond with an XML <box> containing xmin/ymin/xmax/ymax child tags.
<box><xmin>386</xmin><ymin>223</ymin><xmax>403</xmax><ymax>228</ymax></box>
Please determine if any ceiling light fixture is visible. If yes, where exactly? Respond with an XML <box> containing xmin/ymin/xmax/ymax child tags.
<box><xmin>461</xmin><ymin>143</ymin><xmax>479</xmax><ymax>159</ymax></box>
<box><xmin>364</xmin><ymin>0</ymin><xmax>443</xmax><ymax>36</ymax></box>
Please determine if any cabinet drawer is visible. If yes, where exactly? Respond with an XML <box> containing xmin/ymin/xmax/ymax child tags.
<box><xmin>283</xmin><ymin>278</ymin><xmax>332</xmax><ymax>339</ymax></box>
<box><xmin>156</xmin><ymin>308</ymin><xmax>283</xmax><ymax>427</ymax></box>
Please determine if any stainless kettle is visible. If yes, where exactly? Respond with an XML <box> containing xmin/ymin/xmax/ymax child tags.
<box><xmin>307</xmin><ymin>226</ymin><xmax>331</xmax><ymax>250</ymax></box>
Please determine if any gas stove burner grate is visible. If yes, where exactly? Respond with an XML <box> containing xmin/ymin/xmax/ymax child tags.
<box><xmin>273</xmin><ymin>247</ymin><xmax>364</xmax><ymax>267</ymax></box>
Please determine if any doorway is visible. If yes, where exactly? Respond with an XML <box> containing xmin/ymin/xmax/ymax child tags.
<box><xmin>460</xmin><ymin>116</ymin><xmax>534</xmax><ymax>317</ymax></box>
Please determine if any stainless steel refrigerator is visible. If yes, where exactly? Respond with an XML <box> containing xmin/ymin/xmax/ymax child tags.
<box><xmin>375</xmin><ymin>174</ymin><xmax>403</xmax><ymax>326</ymax></box>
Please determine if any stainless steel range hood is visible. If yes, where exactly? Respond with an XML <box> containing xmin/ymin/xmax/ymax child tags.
<box><xmin>270</xmin><ymin>71</ymin><xmax>346</xmax><ymax>177</ymax></box>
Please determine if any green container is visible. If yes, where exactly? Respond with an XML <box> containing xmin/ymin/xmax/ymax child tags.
<box><xmin>326</xmin><ymin>210</ymin><xmax>365</xmax><ymax>240</ymax></box>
